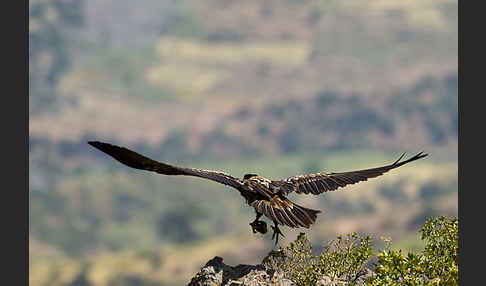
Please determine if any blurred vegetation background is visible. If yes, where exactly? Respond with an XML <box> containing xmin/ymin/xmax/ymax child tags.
<box><xmin>29</xmin><ymin>0</ymin><xmax>457</xmax><ymax>285</ymax></box>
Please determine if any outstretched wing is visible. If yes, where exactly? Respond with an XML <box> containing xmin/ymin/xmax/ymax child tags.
<box><xmin>250</xmin><ymin>196</ymin><xmax>322</xmax><ymax>228</ymax></box>
<box><xmin>88</xmin><ymin>141</ymin><xmax>243</xmax><ymax>189</ymax></box>
<box><xmin>279</xmin><ymin>152</ymin><xmax>428</xmax><ymax>195</ymax></box>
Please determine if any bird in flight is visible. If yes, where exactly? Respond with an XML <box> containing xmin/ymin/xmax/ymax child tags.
<box><xmin>88</xmin><ymin>141</ymin><xmax>427</xmax><ymax>245</ymax></box>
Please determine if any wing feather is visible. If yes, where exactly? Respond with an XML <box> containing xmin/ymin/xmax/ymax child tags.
<box><xmin>283</xmin><ymin>208</ymin><xmax>302</xmax><ymax>227</ymax></box>
<box><xmin>88</xmin><ymin>141</ymin><xmax>243</xmax><ymax>189</ymax></box>
<box><xmin>278</xmin><ymin>208</ymin><xmax>296</xmax><ymax>227</ymax></box>
<box><xmin>281</xmin><ymin>152</ymin><xmax>428</xmax><ymax>195</ymax></box>
<box><xmin>267</xmin><ymin>203</ymin><xmax>281</xmax><ymax>224</ymax></box>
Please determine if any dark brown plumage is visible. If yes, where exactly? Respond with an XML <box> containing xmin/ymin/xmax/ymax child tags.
<box><xmin>88</xmin><ymin>141</ymin><xmax>428</xmax><ymax>245</ymax></box>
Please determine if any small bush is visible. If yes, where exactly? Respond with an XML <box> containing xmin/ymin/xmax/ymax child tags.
<box><xmin>370</xmin><ymin>216</ymin><xmax>458</xmax><ymax>285</ymax></box>
<box><xmin>420</xmin><ymin>216</ymin><xmax>458</xmax><ymax>282</ymax></box>
<box><xmin>317</xmin><ymin>233</ymin><xmax>373</xmax><ymax>282</ymax></box>
<box><xmin>263</xmin><ymin>232</ymin><xmax>373</xmax><ymax>285</ymax></box>
<box><xmin>263</xmin><ymin>216</ymin><xmax>458</xmax><ymax>285</ymax></box>
<box><xmin>263</xmin><ymin>233</ymin><xmax>318</xmax><ymax>285</ymax></box>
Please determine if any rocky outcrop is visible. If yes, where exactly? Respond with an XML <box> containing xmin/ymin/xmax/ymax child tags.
<box><xmin>187</xmin><ymin>256</ymin><xmax>294</xmax><ymax>286</ymax></box>
<box><xmin>187</xmin><ymin>256</ymin><xmax>375</xmax><ymax>286</ymax></box>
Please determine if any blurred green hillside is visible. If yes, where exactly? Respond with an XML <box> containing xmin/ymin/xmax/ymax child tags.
<box><xmin>29</xmin><ymin>0</ymin><xmax>457</xmax><ymax>285</ymax></box>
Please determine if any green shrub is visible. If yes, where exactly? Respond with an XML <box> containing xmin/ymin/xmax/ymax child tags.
<box><xmin>370</xmin><ymin>248</ymin><xmax>429</xmax><ymax>285</ymax></box>
<box><xmin>263</xmin><ymin>232</ymin><xmax>373</xmax><ymax>285</ymax></box>
<box><xmin>263</xmin><ymin>233</ymin><xmax>318</xmax><ymax>285</ymax></box>
<box><xmin>317</xmin><ymin>233</ymin><xmax>373</xmax><ymax>282</ymax></box>
<box><xmin>420</xmin><ymin>216</ymin><xmax>458</xmax><ymax>283</ymax></box>
<box><xmin>263</xmin><ymin>216</ymin><xmax>458</xmax><ymax>285</ymax></box>
<box><xmin>370</xmin><ymin>216</ymin><xmax>458</xmax><ymax>285</ymax></box>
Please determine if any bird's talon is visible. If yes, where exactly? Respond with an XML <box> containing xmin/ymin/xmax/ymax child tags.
<box><xmin>271</xmin><ymin>224</ymin><xmax>284</xmax><ymax>246</ymax></box>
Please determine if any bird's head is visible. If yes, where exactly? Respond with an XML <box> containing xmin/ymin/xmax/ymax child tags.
<box><xmin>243</xmin><ymin>173</ymin><xmax>259</xmax><ymax>180</ymax></box>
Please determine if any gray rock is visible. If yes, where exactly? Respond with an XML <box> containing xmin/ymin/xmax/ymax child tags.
<box><xmin>187</xmin><ymin>256</ymin><xmax>375</xmax><ymax>286</ymax></box>
<box><xmin>187</xmin><ymin>256</ymin><xmax>294</xmax><ymax>286</ymax></box>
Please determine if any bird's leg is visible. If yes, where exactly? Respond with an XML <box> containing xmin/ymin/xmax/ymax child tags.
<box><xmin>271</xmin><ymin>221</ymin><xmax>285</xmax><ymax>246</ymax></box>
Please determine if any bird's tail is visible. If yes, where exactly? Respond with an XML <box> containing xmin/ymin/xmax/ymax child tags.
<box><xmin>291</xmin><ymin>202</ymin><xmax>323</xmax><ymax>229</ymax></box>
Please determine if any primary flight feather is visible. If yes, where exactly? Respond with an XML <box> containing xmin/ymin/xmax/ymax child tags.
<box><xmin>88</xmin><ymin>141</ymin><xmax>428</xmax><ymax>245</ymax></box>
